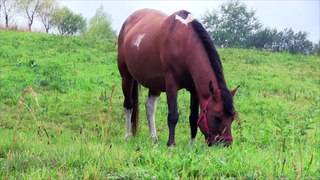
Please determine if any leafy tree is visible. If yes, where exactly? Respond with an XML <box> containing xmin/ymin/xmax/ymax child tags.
<box><xmin>247</xmin><ymin>28</ymin><xmax>279</xmax><ymax>51</ymax></box>
<box><xmin>312</xmin><ymin>40</ymin><xmax>320</xmax><ymax>56</ymax></box>
<box><xmin>201</xmin><ymin>0</ymin><xmax>261</xmax><ymax>48</ymax></box>
<box><xmin>202</xmin><ymin>1</ymin><xmax>314</xmax><ymax>55</ymax></box>
<box><xmin>52</xmin><ymin>7</ymin><xmax>86</xmax><ymax>36</ymax></box>
<box><xmin>84</xmin><ymin>5</ymin><xmax>116</xmax><ymax>40</ymax></box>
<box><xmin>18</xmin><ymin>0</ymin><xmax>42</xmax><ymax>32</ymax></box>
<box><xmin>37</xmin><ymin>0</ymin><xmax>58</xmax><ymax>33</ymax></box>
<box><xmin>277</xmin><ymin>28</ymin><xmax>313</xmax><ymax>54</ymax></box>
<box><xmin>248</xmin><ymin>28</ymin><xmax>313</xmax><ymax>54</ymax></box>
<box><xmin>1</xmin><ymin>0</ymin><xmax>18</xmax><ymax>28</ymax></box>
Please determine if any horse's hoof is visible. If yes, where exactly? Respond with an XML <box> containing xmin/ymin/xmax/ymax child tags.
<box><xmin>149</xmin><ymin>136</ymin><xmax>158</xmax><ymax>143</ymax></box>
<box><xmin>166</xmin><ymin>142</ymin><xmax>176</xmax><ymax>147</ymax></box>
<box><xmin>190</xmin><ymin>138</ymin><xmax>196</xmax><ymax>145</ymax></box>
<box><xmin>124</xmin><ymin>133</ymin><xmax>132</xmax><ymax>140</ymax></box>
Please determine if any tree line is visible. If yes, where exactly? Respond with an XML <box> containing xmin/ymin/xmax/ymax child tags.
<box><xmin>1</xmin><ymin>0</ymin><xmax>319</xmax><ymax>55</ymax></box>
<box><xmin>201</xmin><ymin>1</ymin><xmax>319</xmax><ymax>55</ymax></box>
<box><xmin>0</xmin><ymin>0</ymin><xmax>116</xmax><ymax>39</ymax></box>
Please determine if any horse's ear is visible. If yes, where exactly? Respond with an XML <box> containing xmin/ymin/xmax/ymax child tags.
<box><xmin>230</xmin><ymin>85</ymin><xmax>240</xmax><ymax>97</ymax></box>
<box><xmin>209</xmin><ymin>81</ymin><xmax>221</xmax><ymax>101</ymax></box>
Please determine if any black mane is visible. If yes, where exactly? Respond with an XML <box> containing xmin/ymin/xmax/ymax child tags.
<box><xmin>178</xmin><ymin>10</ymin><xmax>235</xmax><ymax>117</ymax></box>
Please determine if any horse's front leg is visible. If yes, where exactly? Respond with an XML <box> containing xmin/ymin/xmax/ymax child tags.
<box><xmin>165</xmin><ymin>73</ymin><xmax>179</xmax><ymax>147</ymax></box>
<box><xmin>189</xmin><ymin>89</ymin><xmax>199</xmax><ymax>143</ymax></box>
<box><xmin>146</xmin><ymin>90</ymin><xmax>161</xmax><ymax>142</ymax></box>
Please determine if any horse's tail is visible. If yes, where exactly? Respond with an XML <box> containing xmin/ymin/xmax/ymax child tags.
<box><xmin>131</xmin><ymin>80</ymin><xmax>139</xmax><ymax>136</ymax></box>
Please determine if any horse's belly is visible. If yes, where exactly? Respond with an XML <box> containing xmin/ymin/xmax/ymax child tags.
<box><xmin>127</xmin><ymin>60</ymin><xmax>166</xmax><ymax>91</ymax></box>
<box><xmin>140</xmin><ymin>75</ymin><xmax>166</xmax><ymax>92</ymax></box>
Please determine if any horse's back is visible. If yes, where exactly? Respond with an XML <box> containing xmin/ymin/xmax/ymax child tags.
<box><xmin>119</xmin><ymin>9</ymin><xmax>167</xmax><ymax>37</ymax></box>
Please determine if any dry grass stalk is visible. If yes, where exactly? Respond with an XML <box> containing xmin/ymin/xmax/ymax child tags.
<box><xmin>6</xmin><ymin>86</ymin><xmax>40</xmax><ymax>179</ymax></box>
<box><xmin>17</xmin><ymin>86</ymin><xmax>39</xmax><ymax>114</ymax></box>
<box><xmin>43</xmin><ymin>128</ymin><xmax>52</xmax><ymax>145</ymax></box>
<box><xmin>108</xmin><ymin>85</ymin><xmax>117</xmax><ymax>115</ymax></box>
<box><xmin>103</xmin><ymin>85</ymin><xmax>117</xmax><ymax>145</ymax></box>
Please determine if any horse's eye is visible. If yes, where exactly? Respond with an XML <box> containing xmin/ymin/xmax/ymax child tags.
<box><xmin>214</xmin><ymin>117</ymin><xmax>222</xmax><ymax>125</ymax></box>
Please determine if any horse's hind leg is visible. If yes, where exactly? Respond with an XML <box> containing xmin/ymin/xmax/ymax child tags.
<box><xmin>121</xmin><ymin>75</ymin><xmax>134</xmax><ymax>139</ymax></box>
<box><xmin>145</xmin><ymin>90</ymin><xmax>161</xmax><ymax>141</ymax></box>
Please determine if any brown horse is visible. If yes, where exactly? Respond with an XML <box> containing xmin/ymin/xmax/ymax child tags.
<box><xmin>118</xmin><ymin>9</ymin><xmax>239</xmax><ymax>146</ymax></box>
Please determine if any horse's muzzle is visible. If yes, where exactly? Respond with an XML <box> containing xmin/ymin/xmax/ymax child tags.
<box><xmin>207</xmin><ymin>135</ymin><xmax>233</xmax><ymax>147</ymax></box>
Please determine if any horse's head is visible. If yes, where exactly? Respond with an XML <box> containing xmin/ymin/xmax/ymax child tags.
<box><xmin>197</xmin><ymin>81</ymin><xmax>239</xmax><ymax>147</ymax></box>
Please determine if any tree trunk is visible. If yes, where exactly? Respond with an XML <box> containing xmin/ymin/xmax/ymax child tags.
<box><xmin>5</xmin><ymin>15</ymin><xmax>8</xmax><ymax>28</ymax></box>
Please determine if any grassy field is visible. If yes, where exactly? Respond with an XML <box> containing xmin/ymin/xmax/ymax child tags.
<box><xmin>0</xmin><ymin>30</ymin><xmax>319</xmax><ymax>179</ymax></box>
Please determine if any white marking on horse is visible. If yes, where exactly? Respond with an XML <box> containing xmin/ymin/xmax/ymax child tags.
<box><xmin>133</xmin><ymin>33</ymin><xmax>145</xmax><ymax>50</ymax></box>
<box><xmin>145</xmin><ymin>95</ymin><xmax>158</xmax><ymax>140</ymax></box>
<box><xmin>175</xmin><ymin>14</ymin><xmax>195</xmax><ymax>26</ymax></box>
<box><xmin>190</xmin><ymin>138</ymin><xmax>196</xmax><ymax>144</ymax></box>
<box><xmin>124</xmin><ymin>108</ymin><xmax>132</xmax><ymax>139</ymax></box>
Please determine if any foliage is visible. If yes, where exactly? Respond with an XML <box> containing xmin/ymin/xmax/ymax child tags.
<box><xmin>248</xmin><ymin>28</ymin><xmax>314</xmax><ymax>54</ymax></box>
<box><xmin>279</xmin><ymin>29</ymin><xmax>313</xmax><ymax>54</ymax></box>
<box><xmin>313</xmin><ymin>40</ymin><xmax>320</xmax><ymax>56</ymax></box>
<box><xmin>37</xmin><ymin>0</ymin><xmax>58</xmax><ymax>33</ymax></box>
<box><xmin>17</xmin><ymin>0</ymin><xmax>42</xmax><ymax>32</ymax></box>
<box><xmin>201</xmin><ymin>0</ymin><xmax>316</xmax><ymax>55</ymax></box>
<box><xmin>246</xmin><ymin>27</ymin><xmax>279</xmax><ymax>50</ymax></box>
<box><xmin>201</xmin><ymin>0</ymin><xmax>261</xmax><ymax>48</ymax></box>
<box><xmin>0</xmin><ymin>30</ymin><xmax>319</xmax><ymax>179</ymax></box>
<box><xmin>0</xmin><ymin>0</ymin><xmax>18</xmax><ymax>28</ymax></box>
<box><xmin>52</xmin><ymin>6</ymin><xmax>86</xmax><ymax>36</ymax></box>
<box><xmin>84</xmin><ymin>5</ymin><xmax>116</xmax><ymax>40</ymax></box>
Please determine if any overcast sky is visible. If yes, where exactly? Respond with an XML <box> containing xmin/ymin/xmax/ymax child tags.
<box><xmin>60</xmin><ymin>1</ymin><xmax>319</xmax><ymax>43</ymax></box>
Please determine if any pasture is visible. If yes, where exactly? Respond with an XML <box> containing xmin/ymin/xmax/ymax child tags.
<box><xmin>0</xmin><ymin>30</ymin><xmax>319</xmax><ymax>179</ymax></box>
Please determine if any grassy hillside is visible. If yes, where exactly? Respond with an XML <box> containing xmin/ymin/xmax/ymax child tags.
<box><xmin>0</xmin><ymin>30</ymin><xmax>319</xmax><ymax>179</ymax></box>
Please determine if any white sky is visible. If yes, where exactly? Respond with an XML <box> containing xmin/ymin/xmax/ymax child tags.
<box><xmin>30</xmin><ymin>1</ymin><xmax>320</xmax><ymax>43</ymax></box>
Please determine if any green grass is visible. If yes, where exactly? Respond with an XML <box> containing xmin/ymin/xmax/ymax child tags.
<box><xmin>0</xmin><ymin>30</ymin><xmax>319</xmax><ymax>179</ymax></box>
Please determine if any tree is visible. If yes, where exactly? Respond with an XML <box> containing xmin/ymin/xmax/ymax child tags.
<box><xmin>18</xmin><ymin>0</ymin><xmax>42</xmax><ymax>32</ymax></box>
<box><xmin>84</xmin><ymin>5</ymin><xmax>116</xmax><ymax>40</ymax></box>
<box><xmin>52</xmin><ymin>7</ymin><xmax>86</xmax><ymax>36</ymax></box>
<box><xmin>201</xmin><ymin>0</ymin><xmax>261</xmax><ymax>48</ymax></box>
<box><xmin>201</xmin><ymin>1</ymin><xmax>314</xmax><ymax>55</ymax></box>
<box><xmin>312</xmin><ymin>40</ymin><xmax>320</xmax><ymax>56</ymax></box>
<box><xmin>247</xmin><ymin>28</ymin><xmax>313</xmax><ymax>54</ymax></box>
<box><xmin>247</xmin><ymin>28</ymin><xmax>280</xmax><ymax>51</ymax></box>
<box><xmin>277</xmin><ymin>28</ymin><xmax>313</xmax><ymax>54</ymax></box>
<box><xmin>37</xmin><ymin>0</ymin><xmax>58</xmax><ymax>33</ymax></box>
<box><xmin>1</xmin><ymin>0</ymin><xmax>18</xmax><ymax>28</ymax></box>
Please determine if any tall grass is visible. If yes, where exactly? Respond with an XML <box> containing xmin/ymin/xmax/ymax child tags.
<box><xmin>6</xmin><ymin>86</ymin><xmax>39</xmax><ymax>178</ymax></box>
<box><xmin>0</xmin><ymin>30</ymin><xmax>319</xmax><ymax>178</ymax></box>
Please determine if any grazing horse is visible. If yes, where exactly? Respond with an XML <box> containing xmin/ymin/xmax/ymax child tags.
<box><xmin>117</xmin><ymin>9</ymin><xmax>239</xmax><ymax>146</ymax></box>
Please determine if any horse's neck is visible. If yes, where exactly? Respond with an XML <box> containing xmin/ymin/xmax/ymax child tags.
<box><xmin>189</xmin><ymin>57</ymin><xmax>219</xmax><ymax>109</ymax></box>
